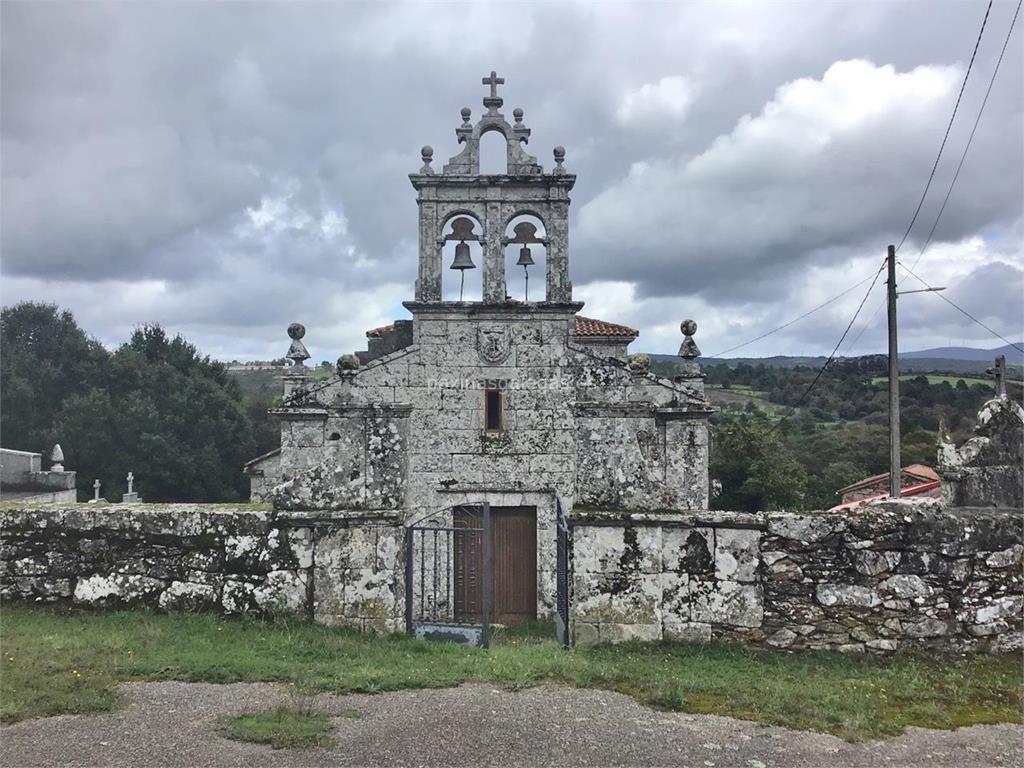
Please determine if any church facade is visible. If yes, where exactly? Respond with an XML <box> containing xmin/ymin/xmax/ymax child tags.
<box><xmin>245</xmin><ymin>74</ymin><xmax>710</xmax><ymax>624</ymax></box>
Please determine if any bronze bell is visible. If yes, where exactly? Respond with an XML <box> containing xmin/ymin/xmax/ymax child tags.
<box><xmin>516</xmin><ymin>244</ymin><xmax>535</xmax><ymax>267</ymax></box>
<box><xmin>450</xmin><ymin>241</ymin><xmax>475</xmax><ymax>270</ymax></box>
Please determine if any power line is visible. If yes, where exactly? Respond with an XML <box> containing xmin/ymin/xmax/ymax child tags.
<box><xmin>895</xmin><ymin>0</ymin><xmax>993</xmax><ymax>252</ymax></box>
<box><xmin>898</xmin><ymin>260</ymin><xmax>1024</xmax><ymax>354</ymax></box>
<box><xmin>705</xmin><ymin>272</ymin><xmax>879</xmax><ymax>359</ymax></box>
<box><xmin>908</xmin><ymin>0</ymin><xmax>1023</xmax><ymax>271</ymax></box>
<box><xmin>770</xmin><ymin>259</ymin><xmax>888</xmax><ymax>432</ymax></box>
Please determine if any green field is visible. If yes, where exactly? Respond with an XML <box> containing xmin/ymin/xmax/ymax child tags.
<box><xmin>2</xmin><ymin>607</ymin><xmax>1020</xmax><ymax>742</ymax></box>
<box><xmin>869</xmin><ymin>374</ymin><xmax>991</xmax><ymax>386</ymax></box>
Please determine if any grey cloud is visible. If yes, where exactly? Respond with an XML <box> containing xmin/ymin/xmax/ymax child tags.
<box><xmin>2</xmin><ymin>0</ymin><xmax>1021</xmax><ymax>360</ymax></box>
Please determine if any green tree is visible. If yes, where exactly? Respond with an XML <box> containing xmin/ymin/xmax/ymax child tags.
<box><xmin>0</xmin><ymin>303</ymin><xmax>108</xmax><ymax>455</ymax></box>
<box><xmin>56</xmin><ymin>325</ymin><xmax>257</xmax><ymax>502</ymax></box>
<box><xmin>711</xmin><ymin>414</ymin><xmax>806</xmax><ymax>512</ymax></box>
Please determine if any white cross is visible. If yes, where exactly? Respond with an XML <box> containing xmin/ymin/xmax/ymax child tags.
<box><xmin>93</xmin><ymin>479</ymin><xmax>101</xmax><ymax>501</ymax></box>
<box><xmin>126</xmin><ymin>472</ymin><xmax>134</xmax><ymax>494</ymax></box>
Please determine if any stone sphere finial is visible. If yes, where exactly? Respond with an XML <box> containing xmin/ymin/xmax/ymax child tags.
<box><xmin>419</xmin><ymin>145</ymin><xmax>435</xmax><ymax>175</ymax></box>
<box><xmin>679</xmin><ymin>319</ymin><xmax>700</xmax><ymax>360</ymax></box>
<box><xmin>460</xmin><ymin>107</ymin><xmax>472</xmax><ymax>125</ymax></box>
<box><xmin>513</xmin><ymin>107</ymin><xmax>524</xmax><ymax>123</ymax></box>
<box><xmin>286</xmin><ymin>323</ymin><xmax>310</xmax><ymax>366</ymax></box>
<box><xmin>553</xmin><ymin>146</ymin><xmax>566</xmax><ymax>174</ymax></box>
<box><xmin>336</xmin><ymin>353</ymin><xmax>360</xmax><ymax>375</ymax></box>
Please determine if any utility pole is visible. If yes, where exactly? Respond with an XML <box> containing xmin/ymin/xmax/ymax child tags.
<box><xmin>886</xmin><ymin>246</ymin><xmax>946</xmax><ymax>499</ymax></box>
<box><xmin>887</xmin><ymin>244</ymin><xmax>900</xmax><ymax>499</ymax></box>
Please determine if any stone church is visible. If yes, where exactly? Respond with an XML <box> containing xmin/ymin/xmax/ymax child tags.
<box><xmin>245</xmin><ymin>73</ymin><xmax>710</xmax><ymax>623</ymax></box>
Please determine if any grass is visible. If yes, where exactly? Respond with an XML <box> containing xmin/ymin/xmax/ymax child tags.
<box><xmin>217</xmin><ymin>708</ymin><xmax>334</xmax><ymax>750</ymax></box>
<box><xmin>2</xmin><ymin>606</ymin><xmax>1021</xmax><ymax>742</ymax></box>
<box><xmin>869</xmin><ymin>374</ymin><xmax>991</xmax><ymax>386</ymax></box>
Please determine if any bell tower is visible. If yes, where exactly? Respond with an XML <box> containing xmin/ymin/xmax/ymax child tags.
<box><xmin>408</xmin><ymin>72</ymin><xmax>576</xmax><ymax>306</ymax></box>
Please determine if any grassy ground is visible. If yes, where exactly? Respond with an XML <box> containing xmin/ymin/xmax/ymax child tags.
<box><xmin>869</xmin><ymin>374</ymin><xmax>990</xmax><ymax>386</ymax></box>
<box><xmin>217</xmin><ymin>708</ymin><xmax>336</xmax><ymax>750</ymax></box>
<box><xmin>1</xmin><ymin>606</ymin><xmax>1020</xmax><ymax>741</ymax></box>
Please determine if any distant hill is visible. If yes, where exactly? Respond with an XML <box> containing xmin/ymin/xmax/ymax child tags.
<box><xmin>902</xmin><ymin>343</ymin><xmax>1023</xmax><ymax>365</ymax></box>
<box><xmin>648</xmin><ymin>350</ymin><xmax>1022</xmax><ymax>377</ymax></box>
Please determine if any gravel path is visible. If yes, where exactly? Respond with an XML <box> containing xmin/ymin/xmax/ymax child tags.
<box><xmin>1</xmin><ymin>681</ymin><xmax>1020</xmax><ymax>767</ymax></box>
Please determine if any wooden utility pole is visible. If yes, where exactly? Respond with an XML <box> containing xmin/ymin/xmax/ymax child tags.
<box><xmin>887</xmin><ymin>244</ymin><xmax>901</xmax><ymax>499</ymax></box>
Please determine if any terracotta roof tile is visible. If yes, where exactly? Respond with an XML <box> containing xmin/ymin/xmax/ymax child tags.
<box><xmin>365</xmin><ymin>315</ymin><xmax>638</xmax><ymax>340</ymax></box>
<box><xmin>573</xmin><ymin>315</ymin><xmax>639</xmax><ymax>338</ymax></box>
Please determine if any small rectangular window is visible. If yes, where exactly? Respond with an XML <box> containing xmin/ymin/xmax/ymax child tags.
<box><xmin>485</xmin><ymin>388</ymin><xmax>503</xmax><ymax>432</ymax></box>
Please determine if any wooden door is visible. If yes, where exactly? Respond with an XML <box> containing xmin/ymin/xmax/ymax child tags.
<box><xmin>490</xmin><ymin>507</ymin><xmax>538</xmax><ymax>625</ymax></box>
<box><xmin>453</xmin><ymin>506</ymin><xmax>537</xmax><ymax>625</ymax></box>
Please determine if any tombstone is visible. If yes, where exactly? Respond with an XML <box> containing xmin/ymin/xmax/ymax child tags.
<box><xmin>88</xmin><ymin>478</ymin><xmax>107</xmax><ymax>504</ymax></box>
<box><xmin>121</xmin><ymin>471</ymin><xmax>142</xmax><ymax>503</ymax></box>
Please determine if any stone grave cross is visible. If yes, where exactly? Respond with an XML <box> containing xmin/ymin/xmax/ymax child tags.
<box><xmin>122</xmin><ymin>471</ymin><xmax>141</xmax><ymax>503</ymax></box>
<box><xmin>93</xmin><ymin>479</ymin><xmax>101</xmax><ymax>501</ymax></box>
<box><xmin>987</xmin><ymin>354</ymin><xmax>1007</xmax><ymax>399</ymax></box>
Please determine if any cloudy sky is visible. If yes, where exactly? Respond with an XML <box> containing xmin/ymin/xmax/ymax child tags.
<box><xmin>2</xmin><ymin>0</ymin><xmax>1022</xmax><ymax>362</ymax></box>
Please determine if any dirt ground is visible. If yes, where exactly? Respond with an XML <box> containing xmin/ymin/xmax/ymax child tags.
<box><xmin>1</xmin><ymin>681</ymin><xmax>1020</xmax><ymax>767</ymax></box>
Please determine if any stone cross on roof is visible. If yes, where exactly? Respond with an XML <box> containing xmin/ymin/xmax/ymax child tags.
<box><xmin>482</xmin><ymin>70</ymin><xmax>504</xmax><ymax>98</ymax></box>
<box><xmin>482</xmin><ymin>70</ymin><xmax>504</xmax><ymax>114</ymax></box>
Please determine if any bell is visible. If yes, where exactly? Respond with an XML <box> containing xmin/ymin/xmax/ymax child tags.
<box><xmin>450</xmin><ymin>241</ymin><xmax>475</xmax><ymax>270</ymax></box>
<box><xmin>516</xmin><ymin>245</ymin><xmax>535</xmax><ymax>267</ymax></box>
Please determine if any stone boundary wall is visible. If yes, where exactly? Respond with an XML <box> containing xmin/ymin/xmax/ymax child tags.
<box><xmin>0</xmin><ymin>505</ymin><xmax>403</xmax><ymax>633</ymax></box>
<box><xmin>570</xmin><ymin>501</ymin><xmax>1022</xmax><ymax>653</ymax></box>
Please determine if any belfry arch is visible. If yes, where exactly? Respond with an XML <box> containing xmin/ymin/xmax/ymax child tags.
<box><xmin>409</xmin><ymin>71</ymin><xmax>574</xmax><ymax>305</ymax></box>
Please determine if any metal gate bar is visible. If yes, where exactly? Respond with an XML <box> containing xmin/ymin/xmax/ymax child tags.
<box><xmin>405</xmin><ymin>502</ymin><xmax>491</xmax><ymax>647</ymax></box>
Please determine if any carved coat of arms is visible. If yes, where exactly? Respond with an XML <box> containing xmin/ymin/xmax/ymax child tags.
<box><xmin>477</xmin><ymin>326</ymin><xmax>512</xmax><ymax>364</ymax></box>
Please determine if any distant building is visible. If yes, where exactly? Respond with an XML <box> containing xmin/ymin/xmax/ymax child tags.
<box><xmin>830</xmin><ymin>464</ymin><xmax>940</xmax><ymax>511</ymax></box>
<box><xmin>0</xmin><ymin>446</ymin><xmax>77</xmax><ymax>503</ymax></box>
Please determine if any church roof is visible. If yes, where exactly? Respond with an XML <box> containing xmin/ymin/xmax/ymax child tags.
<box><xmin>573</xmin><ymin>316</ymin><xmax>639</xmax><ymax>339</ymax></box>
<box><xmin>366</xmin><ymin>316</ymin><xmax>638</xmax><ymax>340</ymax></box>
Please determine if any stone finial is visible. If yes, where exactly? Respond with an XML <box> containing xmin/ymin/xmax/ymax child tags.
<box><xmin>337</xmin><ymin>353</ymin><xmax>360</xmax><ymax>375</ymax></box>
<box><xmin>553</xmin><ymin>146</ymin><xmax>566</xmax><ymax>175</ymax></box>
<box><xmin>460</xmin><ymin>107</ymin><xmax>472</xmax><ymax>126</ymax></box>
<box><xmin>286</xmin><ymin>323</ymin><xmax>310</xmax><ymax>366</ymax></box>
<box><xmin>513</xmin><ymin>108</ymin><xmax>524</xmax><ymax>124</ymax></box>
<box><xmin>627</xmin><ymin>352</ymin><xmax>651</xmax><ymax>373</ymax></box>
<box><xmin>50</xmin><ymin>443</ymin><xmax>64</xmax><ymax>472</ymax></box>
<box><xmin>419</xmin><ymin>145</ymin><xmax>434</xmax><ymax>175</ymax></box>
<box><xmin>679</xmin><ymin>319</ymin><xmax>700</xmax><ymax>359</ymax></box>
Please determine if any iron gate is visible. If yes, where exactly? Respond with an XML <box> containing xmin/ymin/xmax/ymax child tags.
<box><xmin>405</xmin><ymin>502</ymin><xmax>492</xmax><ymax>647</ymax></box>
<box><xmin>555</xmin><ymin>497</ymin><xmax>572</xmax><ymax>648</ymax></box>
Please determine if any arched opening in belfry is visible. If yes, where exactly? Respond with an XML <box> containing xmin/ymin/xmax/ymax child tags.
<box><xmin>441</xmin><ymin>215</ymin><xmax>484</xmax><ymax>303</ymax></box>
<box><xmin>478</xmin><ymin>128</ymin><xmax>507</xmax><ymax>175</ymax></box>
<box><xmin>503</xmin><ymin>214</ymin><xmax>547</xmax><ymax>303</ymax></box>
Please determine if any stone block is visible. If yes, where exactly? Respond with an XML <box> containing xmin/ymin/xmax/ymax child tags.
<box><xmin>253</xmin><ymin>569</ymin><xmax>308</xmax><ymax>614</ymax></box>
<box><xmin>854</xmin><ymin>550</ymin><xmax>901</xmax><ymax>576</ymax></box>
<box><xmin>714</xmin><ymin>528</ymin><xmax>760</xmax><ymax>582</ymax></box>
<box><xmin>158</xmin><ymin>580</ymin><xmax>218</xmax><ymax>611</ymax></box>
<box><xmin>878</xmin><ymin>574</ymin><xmax>932</xmax><ymax>599</ymax></box>
<box><xmin>815</xmin><ymin>583</ymin><xmax>881</xmax><ymax>608</ymax></box>
<box><xmin>662</xmin><ymin>527</ymin><xmax>714</xmax><ymax>576</ymax></box>
<box><xmin>663</xmin><ymin>620</ymin><xmax>712</xmax><ymax>643</ymax></box>
<box><xmin>601</xmin><ymin>622</ymin><xmax>662</xmax><ymax>643</ymax></box>
<box><xmin>767</xmin><ymin>513</ymin><xmax>845</xmax><ymax>544</ymax></box>
<box><xmin>73</xmin><ymin>573</ymin><xmax>165</xmax><ymax>607</ymax></box>
<box><xmin>691</xmin><ymin>580</ymin><xmax>764</xmax><ymax>628</ymax></box>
